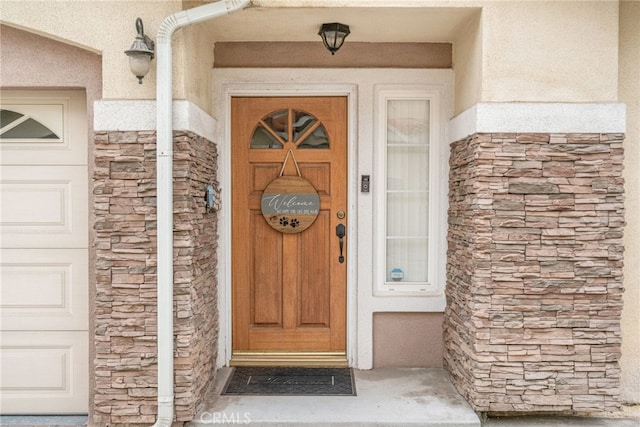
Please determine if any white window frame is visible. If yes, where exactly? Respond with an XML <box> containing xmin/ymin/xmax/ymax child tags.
<box><xmin>374</xmin><ymin>86</ymin><xmax>448</xmax><ymax>296</ymax></box>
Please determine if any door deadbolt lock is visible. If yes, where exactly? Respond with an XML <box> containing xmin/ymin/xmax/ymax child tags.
<box><xmin>337</xmin><ymin>210</ymin><xmax>345</xmax><ymax>219</ymax></box>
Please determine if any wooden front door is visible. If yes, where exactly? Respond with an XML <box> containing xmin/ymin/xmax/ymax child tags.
<box><xmin>231</xmin><ymin>96</ymin><xmax>348</xmax><ymax>366</ymax></box>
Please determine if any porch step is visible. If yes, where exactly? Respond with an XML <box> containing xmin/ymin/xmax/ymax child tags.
<box><xmin>187</xmin><ymin>367</ymin><xmax>481</xmax><ymax>427</ymax></box>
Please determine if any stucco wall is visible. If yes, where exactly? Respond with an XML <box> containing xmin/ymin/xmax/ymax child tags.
<box><xmin>453</xmin><ymin>10</ymin><xmax>482</xmax><ymax>115</ymax></box>
<box><xmin>183</xmin><ymin>23</ymin><xmax>216</xmax><ymax>115</ymax></box>
<box><xmin>481</xmin><ymin>1</ymin><xmax>619</xmax><ymax>104</ymax></box>
<box><xmin>0</xmin><ymin>24</ymin><xmax>101</xmax><ymax>109</ymax></box>
<box><xmin>0</xmin><ymin>0</ymin><xmax>191</xmax><ymax>102</ymax></box>
<box><xmin>373</xmin><ymin>313</ymin><xmax>444</xmax><ymax>368</ymax></box>
<box><xmin>451</xmin><ymin>1</ymin><xmax>620</xmax><ymax>112</ymax></box>
<box><xmin>1</xmin><ymin>1</ymin><xmax>623</xmax><ymax>111</ymax></box>
<box><xmin>619</xmin><ymin>0</ymin><xmax>640</xmax><ymax>405</ymax></box>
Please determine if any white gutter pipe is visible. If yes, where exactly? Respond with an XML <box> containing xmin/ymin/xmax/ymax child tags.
<box><xmin>154</xmin><ymin>1</ymin><xmax>250</xmax><ymax>426</ymax></box>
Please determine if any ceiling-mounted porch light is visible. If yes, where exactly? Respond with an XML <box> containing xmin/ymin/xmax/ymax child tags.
<box><xmin>318</xmin><ymin>22</ymin><xmax>350</xmax><ymax>55</ymax></box>
<box><xmin>124</xmin><ymin>18</ymin><xmax>155</xmax><ymax>84</ymax></box>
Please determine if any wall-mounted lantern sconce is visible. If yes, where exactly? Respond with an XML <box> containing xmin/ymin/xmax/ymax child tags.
<box><xmin>318</xmin><ymin>22</ymin><xmax>350</xmax><ymax>55</ymax></box>
<box><xmin>124</xmin><ymin>18</ymin><xmax>155</xmax><ymax>84</ymax></box>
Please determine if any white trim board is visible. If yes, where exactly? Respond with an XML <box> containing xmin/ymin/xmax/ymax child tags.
<box><xmin>449</xmin><ymin>102</ymin><xmax>626</xmax><ymax>143</ymax></box>
<box><xmin>94</xmin><ymin>100</ymin><xmax>217</xmax><ymax>142</ymax></box>
<box><xmin>212</xmin><ymin>68</ymin><xmax>454</xmax><ymax>370</ymax></box>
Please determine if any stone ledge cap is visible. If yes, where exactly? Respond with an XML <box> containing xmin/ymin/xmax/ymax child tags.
<box><xmin>94</xmin><ymin>100</ymin><xmax>217</xmax><ymax>142</ymax></box>
<box><xmin>449</xmin><ymin>102</ymin><xmax>626</xmax><ymax>143</ymax></box>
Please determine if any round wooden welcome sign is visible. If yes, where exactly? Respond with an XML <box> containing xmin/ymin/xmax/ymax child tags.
<box><xmin>261</xmin><ymin>175</ymin><xmax>320</xmax><ymax>234</ymax></box>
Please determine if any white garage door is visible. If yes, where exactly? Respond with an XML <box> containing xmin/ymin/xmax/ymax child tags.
<box><xmin>1</xmin><ymin>90</ymin><xmax>89</xmax><ymax>414</ymax></box>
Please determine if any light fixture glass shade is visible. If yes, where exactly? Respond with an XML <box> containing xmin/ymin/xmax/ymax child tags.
<box><xmin>128</xmin><ymin>54</ymin><xmax>152</xmax><ymax>83</ymax></box>
<box><xmin>318</xmin><ymin>22</ymin><xmax>350</xmax><ymax>55</ymax></box>
<box><xmin>124</xmin><ymin>18</ymin><xmax>155</xmax><ymax>84</ymax></box>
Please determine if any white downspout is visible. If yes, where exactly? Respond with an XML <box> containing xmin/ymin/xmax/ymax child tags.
<box><xmin>153</xmin><ymin>1</ymin><xmax>250</xmax><ymax>426</ymax></box>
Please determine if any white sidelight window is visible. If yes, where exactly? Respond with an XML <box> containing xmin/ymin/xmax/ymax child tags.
<box><xmin>386</xmin><ymin>99</ymin><xmax>430</xmax><ymax>283</ymax></box>
<box><xmin>375</xmin><ymin>88</ymin><xmax>447</xmax><ymax>295</ymax></box>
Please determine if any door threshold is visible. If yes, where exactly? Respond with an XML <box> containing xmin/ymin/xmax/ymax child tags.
<box><xmin>230</xmin><ymin>351</ymin><xmax>348</xmax><ymax>367</ymax></box>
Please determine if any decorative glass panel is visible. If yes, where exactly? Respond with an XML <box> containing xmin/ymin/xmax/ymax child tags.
<box><xmin>0</xmin><ymin>109</ymin><xmax>59</xmax><ymax>140</ymax></box>
<box><xmin>0</xmin><ymin>110</ymin><xmax>24</xmax><ymax>128</ymax></box>
<box><xmin>264</xmin><ymin>109</ymin><xmax>288</xmax><ymax>142</ymax></box>
<box><xmin>298</xmin><ymin>124</ymin><xmax>329</xmax><ymax>149</ymax></box>
<box><xmin>250</xmin><ymin>124</ymin><xmax>283</xmax><ymax>149</ymax></box>
<box><xmin>250</xmin><ymin>108</ymin><xmax>329</xmax><ymax>150</ymax></box>
<box><xmin>385</xmin><ymin>99</ymin><xmax>430</xmax><ymax>284</ymax></box>
<box><xmin>293</xmin><ymin>110</ymin><xmax>317</xmax><ymax>142</ymax></box>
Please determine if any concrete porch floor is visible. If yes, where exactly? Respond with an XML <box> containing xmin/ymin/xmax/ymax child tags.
<box><xmin>2</xmin><ymin>369</ymin><xmax>637</xmax><ymax>427</ymax></box>
<box><xmin>186</xmin><ymin>367</ymin><xmax>481</xmax><ymax>427</ymax></box>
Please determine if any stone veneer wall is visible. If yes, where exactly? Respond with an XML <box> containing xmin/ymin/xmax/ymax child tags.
<box><xmin>93</xmin><ymin>131</ymin><xmax>219</xmax><ymax>425</ymax></box>
<box><xmin>444</xmin><ymin>133</ymin><xmax>625</xmax><ymax>414</ymax></box>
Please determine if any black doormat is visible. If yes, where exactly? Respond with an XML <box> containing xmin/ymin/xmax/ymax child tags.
<box><xmin>222</xmin><ymin>367</ymin><xmax>356</xmax><ymax>396</ymax></box>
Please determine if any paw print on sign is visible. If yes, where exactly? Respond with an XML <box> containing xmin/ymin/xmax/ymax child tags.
<box><xmin>279</xmin><ymin>217</ymin><xmax>289</xmax><ymax>227</ymax></box>
<box><xmin>290</xmin><ymin>219</ymin><xmax>300</xmax><ymax>228</ymax></box>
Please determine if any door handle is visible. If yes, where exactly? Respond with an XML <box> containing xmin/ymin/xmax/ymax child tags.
<box><xmin>336</xmin><ymin>223</ymin><xmax>346</xmax><ymax>263</ymax></box>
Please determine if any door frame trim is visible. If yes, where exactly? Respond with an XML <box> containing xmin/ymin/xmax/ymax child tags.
<box><xmin>217</xmin><ymin>84</ymin><xmax>358</xmax><ymax>368</ymax></box>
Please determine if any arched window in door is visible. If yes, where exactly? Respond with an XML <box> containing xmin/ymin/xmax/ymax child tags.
<box><xmin>250</xmin><ymin>109</ymin><xmax>329</xmax><ymax>149</ymax></box>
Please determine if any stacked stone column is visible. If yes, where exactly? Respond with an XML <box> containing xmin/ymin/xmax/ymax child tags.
<box><xmin>93</xmin><ymin>131</ymin><xmax>219</xmax><ymax>425</ymax></box>
<box><xmin>444</xmin><ymin>133</ymin><xmax>624</xmax><ymax>414</ymax></box>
